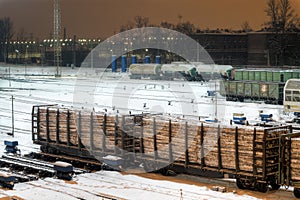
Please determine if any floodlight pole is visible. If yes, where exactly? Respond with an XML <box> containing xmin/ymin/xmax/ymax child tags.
<box><xmin>11</xmin><ymin>95</ymin><xmax>15</xmax><ymax>137</ymax></box>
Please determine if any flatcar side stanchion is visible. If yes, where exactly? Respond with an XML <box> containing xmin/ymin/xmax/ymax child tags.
<box><xmin>278</xmin><ymin>130</ymin><xmax>300</xmax><ymax>198</ymax></box>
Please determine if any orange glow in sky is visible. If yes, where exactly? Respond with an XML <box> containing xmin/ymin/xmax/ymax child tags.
<box><xmin>0</xmin><ymin>0</ymin><xmax>299</xmax><ymax>39</ymax></box>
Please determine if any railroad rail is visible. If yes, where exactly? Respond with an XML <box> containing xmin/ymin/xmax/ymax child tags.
<box><xmin>27</xmin><ymin>152</ymin><xmax>103</xmax><ymax>171</ymax></box>
<box><xmin>0</xmin><ymin>154</ymin><xmax>86</xmax><ymax>181</ymax></box>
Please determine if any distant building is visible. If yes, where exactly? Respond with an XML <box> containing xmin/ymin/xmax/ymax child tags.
<box><xmin>191</xmin><ymin>31</ymin><xmax>300</xmax><ymax>66</ymax></box>
<box><xmin>4</xmin><ymin>32</ymin><xmax>300</xmax><ymax>66</ymax></box>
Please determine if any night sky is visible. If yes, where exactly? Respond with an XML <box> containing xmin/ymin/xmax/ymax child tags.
<box><xmin>0</xmin><ymin>0</ymin><xmax>299</xmax><ymax>39</ymax></box>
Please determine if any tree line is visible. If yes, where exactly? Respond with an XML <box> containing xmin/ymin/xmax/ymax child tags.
<box><xmin>120</xmin><ymin>0</ymin><xmax>300</xmax><ymax>34</ymax></box>
<box><xmin>0</xmin><ymin>17</ymin><xmax>14</xmax><ymax>62</ymax></box>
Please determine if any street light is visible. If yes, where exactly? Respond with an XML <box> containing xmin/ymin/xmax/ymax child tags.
<box><xmin>10</xmin><ymin>95</ymin><xmax>15</xmax><ymax>137</ymax></box>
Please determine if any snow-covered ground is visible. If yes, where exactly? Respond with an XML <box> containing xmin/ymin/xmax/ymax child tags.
<box><xmin>0</xmin><ymin>64</ymin><xmax>291</xmax><ymax>199</ymax></box>
<box><xmin>0</xmin><ymin>171</ymin><xmax>261</xmax><ymax>200</ymax></box>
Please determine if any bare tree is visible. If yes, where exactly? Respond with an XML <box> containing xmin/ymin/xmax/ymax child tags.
<box><xmin>133</xmin><ymin>16</ymin><xmax>150</xmax><ymax>28</ymax></box>
<box><xmin>0</xmin><ymin>17</ymin><xmax>14</xmax><ymax>62</ymax></box>
<box><xmin>265</xmin><ymin>0</ymin><xmax>279</xmax><ymax>31</ymax></box>
<box><xmin>241</xmin><ymin>21</ymin><xmax>252</xmax><ymax>32</ymax></box>
<box><xmin>264</xmin><ymin>0</ymin><xmax>300</xmax><ymax>65</ymax></box>
<box><xmin>119</xmin><ymin>16</ymin><xmax>151</xmax><ymax>32</ymax></box>
<box><xmin>175</xmin><ymin>21</ymin><xmax>196</xmax><ymax>35</ymax></box>
<box><xmin>160</xmin><ymin>21</ymin><xmax>175</xmax><ymax>30</ymax></box>
<box><xmin>278</xmin><ymin>0</ymin><xmax>297</xmax><ymax>32</ymax></box>
<box><xmin>265</xmin><ymin>0</ymin><xmax>298</xmax><ymax>32</ymax></box>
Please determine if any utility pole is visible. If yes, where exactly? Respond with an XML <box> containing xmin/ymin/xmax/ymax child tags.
<box><xmin>10</xmin><ymin>95</ymin><xmax>15</xmax><ymax>137</ymax></box>
<box><xmin>54</xmin><ymin>0</ymin><xmax>62</xmax><ymax>77</ymax></box>
<box><xmin>72</xmin><ymin>35</ymin><xmax>76</xmax><ymax>68</ymax></box>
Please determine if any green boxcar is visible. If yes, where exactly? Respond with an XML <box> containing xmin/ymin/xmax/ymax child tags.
<box><xmin>251</xmin><ymin>82</ymin><xmax>260</xmax><ymax>98</ymax></box>
<box><xmin>267</xmin><ymin>71</ymin><xmax>273</xmax><ymax>82</ymax></box>
<box><xmin>219</xmin><ymin>81</ymin><xmax>228</xmax><ymax>96</ymax></box>
<box><xmin>242</xmin><ymin>70</ymin><xmax>249</xmax><ymax>81</ymax></box>
<box><xmin>244</xmin><ymin>82</ymin><xmax>252</xmax><ymax>97</ymax></box>
<box><xmin>272</xmin><ymin>71</ymin><xmax>281</xmax><ymax>82</ymax></box>
<box><xmin>260</xmin><ymin>83</ymin><xmax>269</xmax><ymax>98</ymax></box>
<box><xmin>292</xmin><ymin>71</ymin><xmax>299</xmax><ymax>78</ymax></box>
<box><xmin>268</xmin><ymin>83</ymin><xmax>279</xmax><ymax>99</ymax></box>
<box><xmin>248</xmin><ymin>70</ymin><xmax>255</xmax><ymax>81</ymax></box>
<box><xmin>229</xmin><ymin>81</ymin><xmax>237</xmax><ymax>96</ymax></box>
<box><xmin>254</xmin><ymin>71</ymin><xmax>261</xmax><ymax>81</ymax></box>
<box><xmin>235</xmin><ymin>70</ymin><xmax>243</xmax><ymax>81</ymax></box>
<box><xmin>283</xmin><ymin>71</ymin><xmax>293</xmax><ymax>82</ymax></box>
<box><xmin>237</xmin><ymin>82</ymin><xmax>245</xmax><ymax>96</ymax></box>
<box><xmin>260</xmin><ymin>71</ymin><xmax>267</xmax><ymax>81</ymax></box>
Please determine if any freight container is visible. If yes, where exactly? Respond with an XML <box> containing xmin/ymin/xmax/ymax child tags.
<box><xmin>242</xmin><ymin>70</ymin><xmax>249</xmax><ymax>81</ymax></box>
<box><xmin>260</xmin><ymin>71</ymin><xmax>267</xmax><ymax>81</ymax></box>
<box><xmin>251</xmin><ymin>82</ymin><xmax>260</xmax><ymax>98</ymax></box>
<box><xmin>229</xmin><ymin>81</ymin><xmax>237</xmax><ymax>96</ymax></box>
<box><xmin>260</xmin><ymin>83</ymin><xmax>269</xmax><ymax>98</ymax></box>
<box><xmin>267</xmin><ymin>71</ymin><xmax>273</xmax><ymax>82</ymax></box>
<box><xmin>234</xmin><ymin>70</ymin><xmax>243</xmax><ymax>81</ymax></box>
<box><xmin>254</xmin><ymin>70</ymin><xmax>261</xmax><ymax>81</ymax></box>
<box><xmin>236</xmin><ymin>82</ymin><xmax>245</xmax><ymax>96</ymax></box>
<box><xmin>248</xmin><ymin>70</ymin><xmax>255</xmax><ymax>81</ymax></box>
<box><xmin>244</xmin><ymin>82</ymin><xmax>252</xmax><ymax>97</ymax></box>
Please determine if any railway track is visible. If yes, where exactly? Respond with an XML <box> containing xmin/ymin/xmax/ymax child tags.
<box><xmin>28</xmin><ymin>152</ymin><xmax>103</xmax><ymax>171</ymax></box>
<box><xmin>0</xmin><ymin>154</ymin><xmax>86</xmax><ymax>181</ymax></box>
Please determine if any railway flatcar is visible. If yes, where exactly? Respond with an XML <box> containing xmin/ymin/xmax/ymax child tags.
<box><xmin>128</xmin><ymin>64</ymin><xmax>162</xmax><ymax>79</ymax></box>
<box><xmin>220</xmin><ymin>81</ymin><xmax>284</xmax><ymax>104</ymax></box>
<box><xmin>31</xmin><ymin>105</ymin><xmax>300</xmax><ymax>197</ymax></box>
<box><xmin>284</xmin><ymin>79</ymin><xmax>300</xmax><ymax>113</ymax></box>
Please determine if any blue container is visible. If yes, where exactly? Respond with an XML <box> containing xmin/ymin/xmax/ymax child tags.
<box><xmin>111</xmin><ymin>55</ymin><xmax>117</xmax><ymax>72</ymax></box>
<box><xmin>144</xmin><ymin>56</ymin><xmax>150</xmax><ymax>64</ymax></box>
<box><xmin>233</xmin><ymin>116</ymin><xmax>247</xmax><ymax>121</ymax></box>
<box><xmin>4</xmin><ymin>140</ymin><xmax>18</xmax><ymax>147</ymax></box>
<box><xmin>121</xmin><ymin>55</ymin><xmax>127</xmax><ymax>72</ymax></box>
<box><xmin>155</xmin><ymin>56</ymin><xmax>161</xmax><ymax>64</ymax></box>
<box><xmin>207</xmin><ymin>90</ymin><xmax>216</xmax><ymax>96</ymax></box>
<box><xmin>260</xmin><ymin>113</ymin><xmax>273</xmax><ymax>118</ymax></box>
<box><xmin>261</xmin><ymin>118</ymin><xmax>272</xmax><ymax>122</ymax></box>
<box><xmin>233</xmin><ymin>119</ymin><xmax>245</xmax><ymax>125</ymax></box>
<box><xmin>131</xmin><ymin>55</ymin><xmax>137</xmax><ymax>64</ymax></box>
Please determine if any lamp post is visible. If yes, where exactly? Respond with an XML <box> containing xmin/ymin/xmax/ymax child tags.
<box><xmin>10</xmin><ymin>95</ymin><xmax>15</xmax><ymax>137</ymax></box>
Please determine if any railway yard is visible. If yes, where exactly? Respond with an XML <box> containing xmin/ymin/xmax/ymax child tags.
<box><xmin>0</xmin><ymin>64</ymin><xmax>300</xmax><ymax>199</ymax></box>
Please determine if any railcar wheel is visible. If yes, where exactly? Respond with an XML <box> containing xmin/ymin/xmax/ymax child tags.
<box><xmin>269</xmin><ymin>177</ymin><xmax>280</xmax><ymax>190</ymax></box>
<box><xmin>294</xmin><ymin>188</ymin><xmax>300</xmax><ymax>198</ymax></box>
<box><xmin>236</xmin><ymin>178</ymin><xmax>245</xmax><ymax>189</ymax></box>
<box><xmin>256</xmin><ymin>182</ymin><xmax>268</xmax><ymax>193</ymax></box>
<box><xmin>270</xmin><ymin>182</ymin><xmax>280</xmax><ymax>190</ymax></box>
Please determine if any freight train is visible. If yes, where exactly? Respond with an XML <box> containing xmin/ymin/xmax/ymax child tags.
<box><xmin>220</xmin><ymin>81</ymin><xmax>285</xmax><ymax>104</ymax></box>
<box><xmin>128</xmin><ymin>62</ymin><xmax>233</xmax><ymax>81</ymax></box>
<box><xmin>32</xmin><ymin>105</ymin><xmax>300</xmax><ymax>197</ymax></box>
<box><xmin>221</xmin><ymin>68</ymin><xmax>300</xmax><ymax>105</ymax></box>
<box><xmin>128</xmin><ymin>63</ymin><xmax>300</xmax><ymax>105</ymax></box>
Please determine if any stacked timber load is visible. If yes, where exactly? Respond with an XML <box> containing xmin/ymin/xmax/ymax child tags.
<box><xmin>141</xmin><ymin>115</ymin><xmax>287</xmax><ymax>173</ymax></box>
<box><xmin>36</xmin><ymin>105</ymin><xmax>291</xmax><ymax>175</ymax></box>
<box><xmin>291</xmin><ymin>139</ymin><xmax>300</xmax><ymax>181</ymax></box>
<box><xmin>38</xmin><ymin>106</ymin><xmax>79</xmax><ymax>145</ymax></box>
<box><xmin>37</xmin><ymin>105</ymin><xmax>139</xmax><ymax>154</ymax></box>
